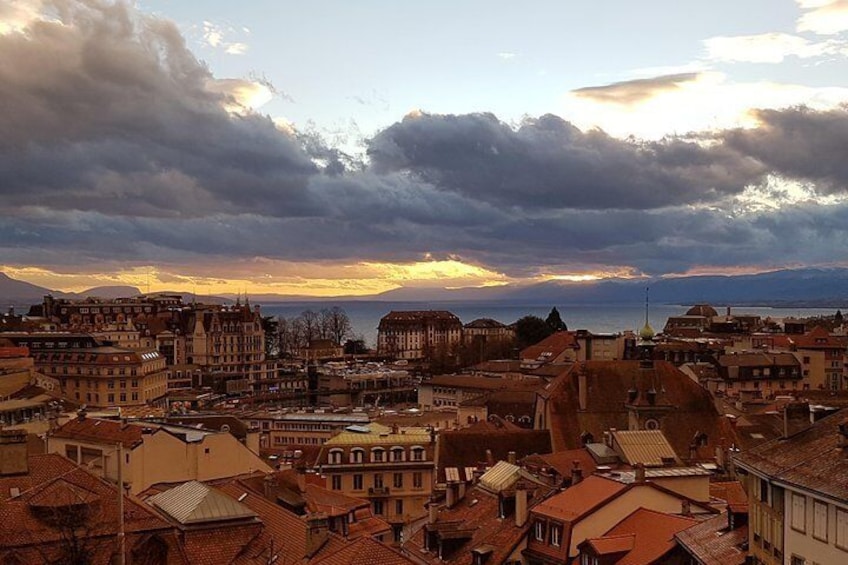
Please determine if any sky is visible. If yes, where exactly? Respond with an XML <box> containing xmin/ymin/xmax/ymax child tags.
<box><xmin>3</xmin><ymin>0</ymin><xmax>848</xmax><ymax>296</ymax></box>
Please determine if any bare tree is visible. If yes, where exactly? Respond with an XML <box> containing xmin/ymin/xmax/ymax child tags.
<box><xmin>299</xmin><ymin>309</ymin><xmax>321</xmax><ymax>344</ymax></box>
<box><xmin>320</xmin><ymin>306</ymin><xmax>352</xmax><ymax>346</ymax></box>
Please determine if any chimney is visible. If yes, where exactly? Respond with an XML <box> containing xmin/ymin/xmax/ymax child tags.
<box><xmin>578</xmin><ymin>367</ymin><xmax>587</xmax><ymax>411</ymax></box>
<box><xmin>428</xmin><ymin>498</ymin><xmax>439</xmax><ymax>525</ymax></box>
<box><xmin>392</xmin><ymin>423</ymin><xmax>399</xmax><ymax>435</ymax></box>
<box><xmin>77</xmin><ymin>407</ymin><xmax>87</xmax><ymax>420</ymax></box>
<box><xmin>627</xmin><ymin>387</ymin><xmax>638</xmax><ymax>404</ymax></box>
<box><xmin>688</xmin><ymin>443</ymin><xmax>697</xmax><ymax>462</ymax></box>
<box><xmin>297</xmin><ymin>470</ymin><xmax>307</xmax><ymax>493</ymax></box>
<box><xmin>635</xmin><ymin>463</ymin><xmax>646</xmax><ymax>483</ymax></box>
<box><xmin>263</xmin><ymin>474</ymin><xmax>275</xmax><ymax>500</ymax></box>
<box><xmin>485</xmin><ymin>449</ymin><xmax>494</xmax><ymax>467</ymax></box>
<box><xmin>571</xmin><ymin>460</ymin><xmax>583</xmax><ymax>485</ymax></box>
<box><xmin>646</xmin><ymin>388</ymin><xmax>657</xmax><ymax>405</ymax></box>
<box><xmin>305</xmin><ymin>513</ymin><xmax>329</xmax><ymax>557</ymax></box>
<box><xmin>507</xmin><ymin>451</ymin><xmax>516</xmax><ymax>465</ymax></box>
<box><xmin>515</xmin><ymin>482</ymin><xmax>529</xmax><ymax>527</ymax></box>
<box><xmin>727</xmin><ymin>306</ymin><xmax>731</xmax><ymax>317</ymax></box>
<box><xmin>681</xmin><ymin>499</ymin><xmax>691</xmax><ymax>516</ymax></box>
<box><xmin>446</xmin><ymin>483</ymin><xmax>457</xmax><ymax>508</ymax></box>
<box><xmin>0</xmin><ymin>430</ymin><xmax>28</xmax><ymax>476</ymax></box>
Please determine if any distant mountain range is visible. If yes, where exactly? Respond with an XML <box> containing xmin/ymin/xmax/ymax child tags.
<box><xmin>2</xmin><ymin>267</ymin><xmax>848</xmax><ymax>309</ymax></box>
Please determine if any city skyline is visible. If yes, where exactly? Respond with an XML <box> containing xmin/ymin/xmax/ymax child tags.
<box><xmin>3</xmin><ymin>0</ymin><xmax>848</xmax><ymax>296</ymax></box>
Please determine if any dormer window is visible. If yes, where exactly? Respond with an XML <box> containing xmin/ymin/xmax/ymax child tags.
<box><xmin>329</xmin><ymin>449</ymin><xmax>343</xmax><ymax>464</ymax></box>
<box><xmin>534</xmin><ymin>520</ymin><xmax>546</xmax><ymax>541</ymax></box>
<box><xmin>350</xmin><ymin>448</ymin><xmax>365</xmax><ymax>464</ymax></box>
<box><xmin>371</xmin><ymin>447</ymin><xmax>385</xmax><ymax>463</ymax></box>
<box><xmin>390</xmin><ymin>447</ymin><xmax>405</xmax><ymax>462</ymax></box>
<box><xmin>411</xmin><ymin>446</ymin><xmax>425</xmax><ymax>461</ymax></box>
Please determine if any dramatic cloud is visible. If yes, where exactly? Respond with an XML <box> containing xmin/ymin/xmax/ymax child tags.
<box><xmin>722</xmin><ymin>105</ymin><xmax>848</xmax><ymax>193</ymax></box>
<box><xmin>572</xmin><ymin>73</ymin><xmax>700</xmax><ymax>105</ymax></box>
<box><xmin>367</xmin><ymin>111</ymin><xmax>765</xmax><ymax>210</ymax></box>
<box><xmin>4</xmin><ymin>0</ymin><xmax>848</xmax><ymax>291</ymax></box>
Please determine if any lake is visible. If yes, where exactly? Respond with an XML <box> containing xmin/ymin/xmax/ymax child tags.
<box><xmin>260</xmin><ymin>301</ymin><xmax>839</xmax><ymax>348</ymax></box>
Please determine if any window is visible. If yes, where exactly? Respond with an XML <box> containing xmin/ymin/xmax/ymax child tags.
<box><xmin>331</xmin><ymin>475</ymin><xmax>342</xmax><ymax>490</ymax></box>
<box><xmin>373</xmin><ymin>474</ymin><xmax>384</xmax><ymax>489</ymax></box>
<box><xmin>391</xmin><ymin>447</ymin><xmax>405</xmax><ymax>462</ymax></box>
<box><xmin>413</xmin><ymin>472</ymin><xmax>423</xmax><ymax>489</ymax></box>
<box><xmin>792</xmin><ymin>493</ymin><xmax>807</xmax><ymax>533</ymax></box>
<box><xmin>395</xmin><ymin>499</ymin><xmax>403</xmax><ymax>516</ymax></box>
<box><xmin>412</xmin><ymin>447</ymin><xmax>425</xmax><ymax>461</ymax></box>
<box><xmin>550</xmin><ymin>524</ymin><xmax>562</xmax><ymax>547</ymax></box>
<box><xmin>760</xmin><ymin>478</ymin><xmax>770</xmax><ymax>504</ymax></box>
<box><xmin>836</xmin><ymin>508</ymin><xmax>848</xmax><ymax>550</ymax></box>
<box><xmin>119</xmin><ymin>393</ymin><xmax>126</xmax><ymax>402</ymax></box>
<box><xmin>373</xmin><ymin>500</ymin><xmax>384</xmax><ymax>515</ymax></box>
<box><xmin>329</xmin><ymin>449</ymin><xmax>343</xmax><ymax>464</ymax></box>
<box><xmin>351</xmin><ymin>449</ymin><xmax>364</xmax><ymax>464</ymax></box>
<box><xmin>108</xmin><ymin>394</ymin><xmax>114</xmax><ymax>403</ymax></box>
<box><xmin>372</xmin><ymin>448</ymin><xmax>385</xmax><ymax>463</ymax></box>
<box><xmin>814</xmin><ymin>501</ymin><xmax>828</xmax><ymax>542</ymax></box>
<box><xmin>393</xmin><ymin>473</ymin><xmax>403</xmax><ymax>489</ymax></box>
<box><xmin>791</xmin><ymin>557</ymin><xmax>806</xmax><ymax>565</ymax></box>
<box><xmin>534</xmin><ymin>520</ymin><xmax>546</xmax><ymax>541</ymax></box>
<box><xmin>353</xmin><ymin>474</ymin><xmax>363</xmax><ymax>490</ymax></box>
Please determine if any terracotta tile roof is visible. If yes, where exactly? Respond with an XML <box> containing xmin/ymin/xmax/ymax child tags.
<box><xmin>50</xmin><ymin>416</ymin><xmax>146</xmax><ymax>448</ymax></box>
<box><xmin>521</xmin><ymin>331</ymin><xmax>579</xmax><ymax>362</ymax></box>
<box><xmin>674</xmin><ymin>512</ymin><xmax>748</xmax><ymax>565</ymax></box>
<box><xmin>310</xmin><ymin>536</ymin><xmax>416</xmax><ymax>565</ymax></box>
<box><xmin>734</xmin><ymin>407</ymin><xmax>848</xmax><ymax>501</ymax></box>
<box><xmin>709</xmin><ymin>481</ymin><xmax>748</xmax><ymax>513</ymax></box>
<box><xmin>437</xmin><ymin>423</ymin><xmax>552</xmax><ymax>481</ymax></box>
<box><xmin>532</xmin><ymin>475</ymin><xmax>626</xmax><ymax>522</ymax></box>
<box><xmin>0</xmin><ymin>454</ymin><xmax>178</xmax><ymax>561</ymax></box>
<box><xmin>594</xmin><ymin>508</ymin><xmax>697</xmax><ymax>564</ymax></box>
<box><xmin>521</xmin><ymin>448</ymin><xmax>599</xmax><ymax>482</ymax></box>
<box><xmin>403</xmin><ymin>484</ymin><xmax>547</xmax><ymax>565</ymax></box>
<box><xmin>544</xmin><ymin>361</ymin><xmax>739</xmax><ymax>459</ymax></box>
<box><xmin>585</xmin><ymin>533</ymin><xmax>635</xmax><ymax>555</ymax></box>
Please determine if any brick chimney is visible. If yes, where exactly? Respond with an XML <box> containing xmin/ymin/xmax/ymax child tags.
<box><xmin>507</xmin><ymin>451</ymin><xmax>516</xmax><ymax>465</ymax></box>
<box><xmin>428</xmin><ymin>497</ymin><xmax>439</xmax><ymax>525</ymax></box>
<box><xmin>0</xmin><ymin>430</ymin><xmax>28</xmax><ymax>476</ymax></box>
<box><xmin>305</xmin><ymin>513</ymin><xmax>329</xmax><ymax>557</ymax></box>
<box><xmin>515</xmin><ymin>482</ymin><xmax>529</xmax><ymax>527</ymax></box>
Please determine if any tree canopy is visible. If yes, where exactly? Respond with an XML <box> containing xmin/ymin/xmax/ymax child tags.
<box><xmin>515</xmin><ymin>315</ymin><xmax>554</xmax><ymax>349</ymax></box>
<box><xmin>545</xmin><ymin>307</ymin><xmax>568</xmax><ymax>332</ymax></box>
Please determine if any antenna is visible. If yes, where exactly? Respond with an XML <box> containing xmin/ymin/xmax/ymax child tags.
<box><xmin>645</xmin><ymin>286</ymin><xmax>650</xmax><ymax>327</ymax></box>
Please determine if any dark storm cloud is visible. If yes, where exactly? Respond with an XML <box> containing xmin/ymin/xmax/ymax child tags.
<box><xmin>0</xmin><ymin>0</ymin><xmax>319</xmax><ymax>217</ymax></box>
<box><xmin>722</xmin><ymin>105</ymin><xmax>848</xmax><ymax>193</ymax></box>
<box><xmin>572</xmin><ymin>73</ymin><xmax>700</xmax><ymax>105</ymax></box>
<box><xmin>367</xmin><ymin>112</ymin><xmax>766</xmax><ymax>210</ymax></box>
<box><xmin>4</xmin><ymin>0</ymin><xmax>848</xmax><ymax>280</ymax></box>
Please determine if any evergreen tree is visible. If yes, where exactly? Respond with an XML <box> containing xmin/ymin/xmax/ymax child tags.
<box><xmin>515</xmin><ymin>315</ymin><xmax>555</xmax><ymax>349</ymax></box>
<box><xmin>545</xmin><ymin>307</ymin><xmax>568</xmax><ymax>332</ymax></box>
<box><xmin>836</xmin><ymin>309</ymin><xmax>844</xmax><ymax>326</ymax></box>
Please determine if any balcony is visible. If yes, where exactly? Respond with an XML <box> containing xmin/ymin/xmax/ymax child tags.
<box><xmin>368</xmin><ymin>486</ymin><xmax>390</xmax><ymax>496</ymax></box>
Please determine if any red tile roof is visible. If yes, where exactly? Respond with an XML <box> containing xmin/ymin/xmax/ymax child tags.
<box><xmin>521</xmin><ymin>331</ymin><xmax>579</xmax><ymax>362</ymax></box>
<box><xmin>675</xmin><ymin>512</ymin><xmax>748</xmax><ymax>565</ymax></box>
<box><xmin>595</xmin><ymin>508</ymin><xmax>697</xmax><ymax>565</ymax></box>
<box><xmin>50</xmin><ymin>416</ymin><xmax>146</xmax><ymax>448</ymax></box>
<box><xmin>734</xmin><ymin>407</ymin><xmax>848</xmax><ymax>501</ymax></box>
<box><xmin>311</xmin><ymin>536</ymin><xmax>417</xmax><ymax>565</ymax></box>
<box><xmin>532</xmin><ymin>476</ymin><xmax>626</xmax><ymax>522</ymax></box>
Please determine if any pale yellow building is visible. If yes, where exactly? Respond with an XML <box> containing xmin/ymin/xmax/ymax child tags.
<box><xmin>316</xmin><ymin>423</ymin><xmax>436</xmax><ymax>541</ymax></box>
<box><xmin>47</xmin><ymin>414</ymin><xmax>271</xmax><ymax>494</ymax></box>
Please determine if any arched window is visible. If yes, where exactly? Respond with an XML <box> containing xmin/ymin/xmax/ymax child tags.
<box><xmin>329</xmin><ymin>448</ymin><xmax>344</xmax><ymax>464</ymax></box>
<box><xmin>350</xmin><ymin>448</ymin><xmax>365</xmax><ymax>464</ymax></box>
<box><xmin>371</xmin><ymin>447</ymin><xmax>385</xmax><ymax>463</ymax></box>
<box><xmin>390</xmin><ymin>446</ymin><xmax>405</xmax><ymax>462</ymax></box>
<box><xmin>411</xmin><ymin>446</ymin><xmax>426</xmax><ymax>462</ymax></box>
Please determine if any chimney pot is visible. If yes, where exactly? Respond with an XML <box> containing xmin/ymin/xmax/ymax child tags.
<box><xmin>571</xmin><ymin>460</ymin><xmax>583</xmax><ymax>485</ymax></box>
<box><xmin>635</xmin><ymin>463</ymin><xmax>646</xmax><ymax>483</ymax></box>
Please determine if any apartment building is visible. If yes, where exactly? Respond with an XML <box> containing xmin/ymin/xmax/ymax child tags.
<box><xmin>33</xmin><ymin>345</ymin><xmax>167</xmax><ymax>407</ymax></box>
<box><xmin>316</xmin><ymin>423</ymin><xmax>436</xmax><ymax>541</ymax></box>
<box><xmin>377</xmin><ymin>310</ymin><xmax>463</xmax><ymax>360</ymax></box>
<box><xmin>734</xmin><ymin>408</ymin><xmax>848</xmax><ymax>565</ymax></box>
